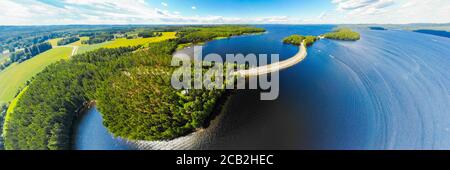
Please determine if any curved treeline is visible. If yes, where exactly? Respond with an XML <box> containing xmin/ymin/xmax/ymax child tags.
<box><xmin>4</xmin><ymin>26</ymin><xmax>263</xmax><ymax>150</ymax></box>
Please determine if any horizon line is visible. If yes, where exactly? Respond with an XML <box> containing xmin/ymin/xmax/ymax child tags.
<box><xmin>1</xmin><ymin>22</ymin><xmax>449</xmax><ymax>27</ymax></box>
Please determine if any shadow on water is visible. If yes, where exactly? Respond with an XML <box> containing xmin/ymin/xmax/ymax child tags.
<box><xmin>72</xmin><ymin>106</ymin><xmax>132</xmax><ymax>150</ymax></box>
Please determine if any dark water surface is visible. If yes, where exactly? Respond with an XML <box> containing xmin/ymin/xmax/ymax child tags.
<box><xmin>74</xmin><ymin>25</ymin><xmax>450</xmax><ymax>150</ymax></box>
<box><xmin>72</xmin><ymin>107</ymin><xmax>132</xmax><ymax>150</ymax></box>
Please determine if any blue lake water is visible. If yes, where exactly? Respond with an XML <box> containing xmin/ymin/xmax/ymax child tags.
<box><xmin>72</xmin><ymin>107</ymin><xmax>132</xmax><ymax>150</ymax></box>
<box><xmin>73</xmin><ymin>25</ymin><xmax>450</xmax><ymax>150</ymax></box>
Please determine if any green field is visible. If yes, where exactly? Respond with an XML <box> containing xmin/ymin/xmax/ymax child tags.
<box><xmin>77</xmin><ymin>32</ymin><xmax>177</xmax><ymax>54</ymax></box>
<box><xmin>0</xmin><ymin>47</ymin><xmax>72</xmax><ymax>105</ymax></box>
<box><xmin>104</xmin><ymin>32</ymin><xmax>177</xmax><ymax>48</ymax></box>
<box><xmin>48</xmin><ymin>38</ymin><xmax>63</xmax><ymax>47</ymax></box>
<box><xmin>77</xmin><ymin>41</ymin><xmax>112</xmax><ymax>54</ymax></box>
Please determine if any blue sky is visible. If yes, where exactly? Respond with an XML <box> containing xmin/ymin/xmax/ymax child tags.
<box><xmin>145</xmin><ymin>0</ymin><xmax>332</xmax><ymax>18</ymax></box>
<box><xmin>0</xmin><ymin>0</ymin><xmax>449</xmax><ymax>25</ymax></box>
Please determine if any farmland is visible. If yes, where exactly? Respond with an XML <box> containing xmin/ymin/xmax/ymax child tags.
<box><xmin>0</xmin><ymin>47</ymin><xmax>72</xmax><ymax>105</ymax></box>
<box><xmin>104</xmin><ymin>32</ymin><xmax>177</xmax><ymax>48</ymax></box>
<box><xmin>77</xmin><ymin>41</ymin><xmax>112</xmax><ymax>54</ymax></box>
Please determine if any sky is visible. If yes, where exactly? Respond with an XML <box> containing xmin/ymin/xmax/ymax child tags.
<box><xmin>0</xmin><ymin>0</ymin><xmax>449</xmax><ymax>25</ymax></box>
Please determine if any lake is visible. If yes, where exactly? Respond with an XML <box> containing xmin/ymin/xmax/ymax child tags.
<box><xmin>73</xmin><ymin>25</ymin><xmax>450</xmax><ymax>150</ymax></box>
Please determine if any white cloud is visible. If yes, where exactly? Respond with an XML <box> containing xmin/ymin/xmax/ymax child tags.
<box><xmin>319</xmin><ymin>0</ymin><xmax>450</xmax><ymax>24</ymax></box>
<box><xmin>0</xmin><ymin>0</ymin><xmax>448</xmax><ymax>25</ymax></box>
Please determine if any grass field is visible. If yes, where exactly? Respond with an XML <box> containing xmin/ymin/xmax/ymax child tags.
<box><xmin>0</xmin><ymin>47</ymin><xmax>72</xmax><ymax>105</ymax></box>
<box><xmin>104</xmin><ymin>32</ymin><xmax>177</xmax><ymax>48</ymax></box>
<box><xmin>48</xmin><ymin>38</ymin><xmax>62</xmax><ymax>47</ymax></box>
<box><xmin>77</xmin><ymin>41</ymin><xmax>112</xmax><ymax>54</ymax></box>
<box><xmin>2</xmin><ymin>86</ymin><xmax>28</xmax><ymax>135</ymax></box>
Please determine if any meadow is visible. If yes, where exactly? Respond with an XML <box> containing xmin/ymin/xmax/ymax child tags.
<box><xmin>0</xmin><ymin>47</ymin><xmax>72</xmax><ymax>105</ymax></box>
<box><xmin>77</xmin><ymin>41</ymin><xmax>112</xmax><ymax>54</ymax></box>
<box><xmin>48</xmin><ymin>38</ymin><xmax>63</xmax><ymax>47</ymax></box>
<box><xmin>104</xmin><ymin>32</ymin><xmax>177</xmax><ymax>48</ymax></box>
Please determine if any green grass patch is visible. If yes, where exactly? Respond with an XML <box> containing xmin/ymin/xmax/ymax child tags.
<box><xmin>77</xmin><ymin>41</ymin><xmax>112</xmax><ymax>54</ymax></box>
<box><xmin>104</xmin><ymin>32</ymin><xmax>177</xmax><ymax>48</ymax></box>
<box><xmin>0</xmin><ymin>47</ymin><xmax>72</xmax><ymax>105</ymax></box>
<box><xmin>176</xmin><ymin>43</ymin><xmax>193</xmax><ymax>50</ymax></box>
<box><xmin>48</xmin><ymin>38</ymin><xmax>63</xmax><ymax>47</ymax></box>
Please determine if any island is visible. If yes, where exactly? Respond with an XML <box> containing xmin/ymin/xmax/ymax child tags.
<box><xmin>323</xmin><ymin>28</ymin><xmax>361</xmax><ymax>41</ymax></box>
<box><xmin>369</xmin><ymin>26</ymin><xmax>387</xmax><ymax>30</ymax></box>
<box><xmin>413</xmin><ymin>29</ymin><xmax>450</xmax><ymax>38</ymax></box>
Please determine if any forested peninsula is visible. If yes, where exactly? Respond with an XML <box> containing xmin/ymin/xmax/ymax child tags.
<box><xmin>3</xmin><ymin>26</ymin><xmax>265</xmax><ymax>150</ymax></box>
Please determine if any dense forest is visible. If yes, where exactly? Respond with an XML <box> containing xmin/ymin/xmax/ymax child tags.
<box><xmin>0</xmin><ymin>104</ymin><xmax>6</xmax><ymax>150</ymax></box>
<box><xmin>283</xmin><ymin>28</ymin><xmax>360</xmax><ymax>47</ymax></box>
<box><xmin>282</xmin><ymin>34</ymin><xmax>318</xmax><ymax>46</ymax></box>
<box><xmin>323</xmin><ymin>28</ymin><xmax>361</xmax><ymax>41</ymax></box>
<box><xmin>282</xmin><ymin>35</ymin><xmax>304</xmax><ymax>46</ymax></box>
<box><xmin>177</xmin><ymin>26</ymin><xmax>265</xmax><ymax>44</ymax></box>
<box><xmin>82</xmin><ymin>34</ymin><xmax>115</xmax><ymax>44</ymax></box>
<box><xmin>3</xmin><ymin>26</ymin><xmax>264</xmax><ymax>150</ymax></box>
<box><xmin>57</xmin><ymin>37</ymin><xmax>80</xmax><ymax>46</ymax></box>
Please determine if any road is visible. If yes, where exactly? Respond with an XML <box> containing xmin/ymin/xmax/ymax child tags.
<box><xmin>233</xmin><ymin>41</ymin><xmax>307</xmax><ymax>77</ymax></box>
